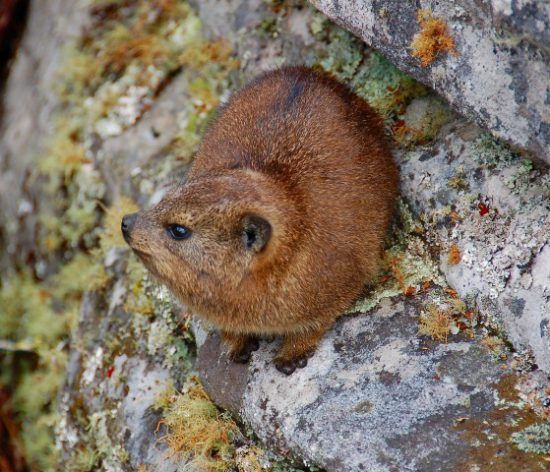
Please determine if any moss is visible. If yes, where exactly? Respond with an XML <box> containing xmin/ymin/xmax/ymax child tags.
<box><xmin>78</xmin><ymin>408</ymin><xmax>130</xmax><ymax>470</ymax></box>
<box><xmin>3</xmin><ymin>0</ymin><xmax>241</xmax><ymax>468</ymax></box>
<box><xmin>353</xmin><ymin>53</ymin><xmax>428</xmax><ymax>122</ymax></box>
<box><xmin>96</xmin><ymin>197</ymin><xmax>140</xmax><ymax>255</ymax></box>
<box><xmin>0</xmin><ymin>266</ymin><xmax>95</xmax><ymax>469</ymax></box>
<box><xmin>52</xmin><ymin>253</ymin><xmax>109</xmax><ymax>297</ymax></box>
<box><xmin>65</xmin><ymin>445</ymin><xmax>99</xmax><ymax>472</ymax></box>
<box><xmin>418</xmin><ymin>304</ymin><xmax>453</xmax><ymax>342</ymax></box>
<box><xmin>0</xmin><ymin>272</ymin><xmax>68</xmax><ymax>345</ymax></box>
<box><xmin>37</xmin><ymin>126</ymin><xmax>88</xmax><ymax>186</ymax></box>
<box><xmin>158</xmin><ymin>379</ymin><xmax>241</xmax><ymax>471</ymax></box>
<box><xmin>410</xmin><ymin>9</ymin><xmax>458</xmax><ymax>67</ymax></box>
<box><xmin>312</xmin><ymin>25</ymin><xmax>431</xmax><ymax>136</ymax></box>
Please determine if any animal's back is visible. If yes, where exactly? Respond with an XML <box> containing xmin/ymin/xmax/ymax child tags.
<box><xmin>192</xmin><ymin>67</ymin><xmax>391</xmax><ymax>184</ymax></box>
<box><xmin>191</xmin><ymin>66</ymin><xmax>398</xmax><ymax>285</ymax></box>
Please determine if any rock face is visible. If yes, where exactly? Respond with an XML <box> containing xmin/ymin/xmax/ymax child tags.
<box><xmin>310</xmin><ymin>0</ymin><xmax>550</xmax><ymax>164</ymax></box>
<box><xmin>1</xmin><ymin>0</ymin><xmax>548</xmax><ymax>470</ymax></box>
<box><xmin>397</xmin><ymin>115</ymin><xmax>549</xmax><ymax>372</ymax></box>
<box><xmin>0</xmin><ymin>0</ymin><xmax>90</xmax><ymax>271</ymax></box>
<box><xmin>197</xmin><ymin>294</ymin><xmax>547</xmax><ymax>471</ymax></box>
<box><xmin>59</xmin><ymin>289</ymin><xmax>191</xmax><ymax>471</ymax></box>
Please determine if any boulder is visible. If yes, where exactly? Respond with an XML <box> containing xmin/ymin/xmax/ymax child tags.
<box><xmin>397</xmin><ymin>114</ymin><xmax>549</xmax><ymax>371</ymax></box>
<box><xmin>1</xmin><ymin>0</ymin><xmax>547</xmax><ymax>470</ymax></box>
<box><xmin>310</xmin><ymin>0</ymin><xmax>550</xmax><ymax>164</ymax></box>
<box><xmin>197</xmin><ymin>293</ymin><xmax>548</xmax><ymax>471</ymax></box>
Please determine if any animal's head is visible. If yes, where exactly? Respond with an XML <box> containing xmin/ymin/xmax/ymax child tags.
<box><xmin>121</xmin><ymin>170</ymin><xmax>292</xmax><ymax>314</ymax></box>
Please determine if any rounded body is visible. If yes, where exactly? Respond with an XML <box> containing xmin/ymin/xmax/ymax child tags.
<box><xmin>124</xmin><ymin>66</ymin><xmax>399</xmax><ymax>372</ymax></box>
<box><xmin>189</xmin><ymin>66</ymin><xmax>398</xmax><ymax>335</ymax></box>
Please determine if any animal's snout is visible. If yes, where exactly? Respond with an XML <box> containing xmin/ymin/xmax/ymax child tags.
<box><xmin>121</xmin><ymin>213</ymin><xmax>138</xmax><ymax>242</ymax></box>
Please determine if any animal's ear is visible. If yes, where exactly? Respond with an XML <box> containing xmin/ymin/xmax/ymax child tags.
<box><xmin>242</xmin><ymin>214</ymin><xmax>272</xmax><ymax>253</ymax></box>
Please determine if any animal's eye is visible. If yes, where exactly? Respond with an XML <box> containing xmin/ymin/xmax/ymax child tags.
<box><xmin>166</xmin><ymin>224</ymin><xmax>191</xmax><ymax>240</ymax></box>
<box><xmin>244</xmin><ymin>228</ymin><xmax>257</xmax><ymax>249</ymax></box>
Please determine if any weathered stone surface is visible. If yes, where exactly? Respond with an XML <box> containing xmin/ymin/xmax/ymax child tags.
<box><xmin>97</xmin><ymin>73</ymin><xmax>192</xmax><ymax>204</ymax></box>
<box><xmin>310</xmin><ymin>0</ymin><xmax>550</xmax><ymax>163</ymax></box>
<box><xmin>196</xmin><ymin>294</ymin><xmax>548</xmax><ymax>471</ymax></box>
<box><xmin>0</xmin><ymin>0</ymin><xmax>90</xmax><ymax>271</ymax></box>
<box><xmin>396</xmin><ymin>110</ymin><xmax>549</xmax><ymax>371</ymax></box>
<box><xmin>192</xmin><ymin>0</ymin><xmax>550</xmax><ymax>370</ymax></box>
<box><xmin>58</xmin><ymin>290</ymin><xmax>190</xmax><ymax>471</ymax></box>
<box><xmin>2</xmin><ymin>0</ymin><xmax>548</xmax><ymax>470</ymax></box>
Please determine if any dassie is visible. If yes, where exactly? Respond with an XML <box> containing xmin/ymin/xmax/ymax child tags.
<box><xmin>122</xmin><ymin>66</ymin><xmax>399</xmax><ymax>374</ymax></box>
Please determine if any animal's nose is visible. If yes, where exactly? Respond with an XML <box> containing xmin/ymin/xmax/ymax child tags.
<box><xmin>121</xmin><ymin>213</ymin><xmax>138</xmax><ymax>241</ymax></box>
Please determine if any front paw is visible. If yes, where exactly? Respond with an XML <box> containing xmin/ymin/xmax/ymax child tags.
<box><xmin>274</xmin><ymin>355</ymin><xmax>308</xmax><ymax>375</ymax></box>
<box><xmin>228</xmin><ymin>337</ymin><xmax>260</xmax><ymax>364</ymax></box>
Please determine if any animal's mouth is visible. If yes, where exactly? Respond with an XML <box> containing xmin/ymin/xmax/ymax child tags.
<box><xmin>131</xmin><ymin>247</ymin><xmax>152</xmax><ymax>261</ymax></box>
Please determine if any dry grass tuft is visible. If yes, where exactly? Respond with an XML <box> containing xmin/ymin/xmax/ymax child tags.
<box><xmin>158</xmin><ymin>381</ymin><xmax>240</xmax><ymax>471</ymax></box>
<box><xmin>481</xmin><ymin>336</ymin><xmax>507</xmax><ymax>358</ymax></box>
<box><xmin>410</xmin><ymin>10</ymin><xmax>458</xmax><ymax>67</ymax></box>
<box><xmin>418</xmin><ymin>304</ymin><xmax>453</xmax><ymax>342</ymax></box>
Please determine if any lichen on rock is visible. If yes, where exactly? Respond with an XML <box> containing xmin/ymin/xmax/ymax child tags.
<box><xmin>1</xmin><ymin>0</ymin><xmax>548</xmax><ymax>470</ymax></box>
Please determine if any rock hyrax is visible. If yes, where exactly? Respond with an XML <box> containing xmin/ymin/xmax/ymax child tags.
<box><xmin>122</xmin><ymin>66</ymin><xmax>399</xmax><ymax>374</ymax></box>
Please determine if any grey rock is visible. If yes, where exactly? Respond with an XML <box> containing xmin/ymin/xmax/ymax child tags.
<box><xmin>310</xmin><ymin>0</ymin><xmax>550</xmax><ymax>163</ymax></box>
<box><xmin>2</xmin><ymin>0</ymin><xmax>547</xmax><ymax>470</ymax></box>
<box><xmin>58</xmin><ymin>291</ymin><xmax>190</xmax><ymax>471</ymax></box>
<box><xmin>197</xmin><ymin>294</ymin><xmax>547</xmax><ymax>471</ymax></box>
<box><xmin>396</xmin><ymin>114</ymin><xmax>549</xmax><ymax>371</ymax></box>
<box><xmin>0</xmin><ymin>0</ymin><xmax>91</xmax><ymax>271</ymax></box>
<box><xmin>97</xmin><ymin>73</ymin><xmax>192</xmax><ymax>204</ymax></box>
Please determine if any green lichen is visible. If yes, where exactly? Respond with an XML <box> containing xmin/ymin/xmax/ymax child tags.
<box><xmin>352</xmin><ymin>53</ymin><xmax>427</xmax><ymax>121</ymax></box>
<box><xmin>393</xmin><ymin>96</ymin><xmax>452</xmax><ymax>147</ymax></box>
<box><xmin>1</xmin><ymin>1</ymin><xmax>236</xmax><ymax>468</ymax></box>
<box><xmin>308</xmin><ymin>8</ymin><xmax>452</xmax><ymax>151</ymax></box>
<box><xmin>65</xmin><ymin>446</ymin><xmax>99</xmax><ymax>472</ymax></box>
<box><xmin>471</xmin><ymin>132</ymin><xmax>519</xmax><ymax>169</ymax></box>
<box><xmin>64</xmin><ymin>408</ymin><xmax>130</xmax><ymax>471</ymax></box>
<box><xmin>317</xmin><ymin>28</ymin><xmax>363</xmax><ymax>81</ymax></box>
<box><xmin>350</xmin><ymin>200</ymin><xmax>443</xmax><ymax>314</ymax></box>
<box><xmin>511</xmin><ymin>423</ymin><xmax>550</xmax><ymax>455</ymax></box>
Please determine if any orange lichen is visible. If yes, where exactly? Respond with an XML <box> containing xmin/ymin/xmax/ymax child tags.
<box><xmin>445</xmin><ymin>287</ymin><xmax>458</xmax><ymax>298</ymax></box>
<box><xmin>404</xmin><ymin>286</ymin><xmax>416</xmax><ymax>296</ymax></box>
<box><xmin>386</xmin><ymin>254</ymin><xmax>408</xmax><ymax>293</ymax></box>
<box><xmin>410</xmin><ymin>10</ymin><xmax>458</xmax><ymax>67</ymax></box>
<box><xmin>447</xmin><ymin>244</ymin><xmax>461</xmax><ymax>265</ymax></box>
<box><xmin>455</xmin><ymin>374</ymin><xmax>547</xmax><ymax>471</ymax></box>
<box><xmin>449</xmin><ymin>211</ymin><xmax>462</xmax><ymax>222</ymax></box>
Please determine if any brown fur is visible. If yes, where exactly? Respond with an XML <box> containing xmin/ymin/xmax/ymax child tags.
<box><xmin>122</xmin><ymin>66</ymin><xmax>399</xmax><ymax>374</ymax></box>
